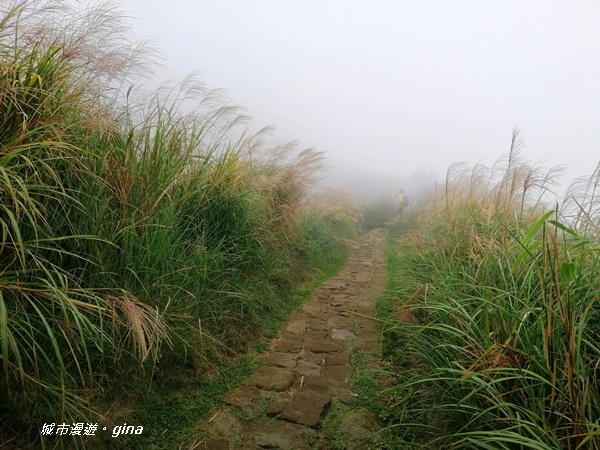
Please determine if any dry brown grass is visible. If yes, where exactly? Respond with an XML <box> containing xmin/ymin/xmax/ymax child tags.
<box><xmin>425</xmin><ymin>129</ymin><xmax>562</xmax><ymax>230</ymax></box>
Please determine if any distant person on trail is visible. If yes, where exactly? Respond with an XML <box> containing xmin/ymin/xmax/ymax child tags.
<box><xmin>396</xmin><ymin>189</ymin><xmax>410</xmax><ymax>215</ymax></box>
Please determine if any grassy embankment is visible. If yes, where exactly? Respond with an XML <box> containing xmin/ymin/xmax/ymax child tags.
<box><xmin>378</xmin><ymin>133</ymin><xmax>600</xmax><ymax>449</ymax></box>
<box><xmin>0</xmin><ymin>2</ymin><xmax>362</xmax><ymax>448</ymax></box>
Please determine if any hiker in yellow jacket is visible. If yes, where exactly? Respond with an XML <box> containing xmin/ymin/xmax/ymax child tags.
<box><xmin>396</xmin><ymin>189</ymin><xmax>410</xmax><ymax>215</ymax></box>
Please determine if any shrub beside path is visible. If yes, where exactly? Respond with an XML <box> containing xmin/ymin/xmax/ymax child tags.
<box><xmin>195</xmin><ymin>228</ymin><xmax>387</xmax><ymax>449</ymax></box>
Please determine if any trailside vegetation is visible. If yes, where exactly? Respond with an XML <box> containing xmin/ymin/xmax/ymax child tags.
<box><xmin>0</xmin><ymin>2</ymin><xmax>361</xmax><ymax>448</ymax></box>
<box><xmin>378</xmin><ymin>130</ymin><xmax>600</xmax><ymax>449</ymax></box>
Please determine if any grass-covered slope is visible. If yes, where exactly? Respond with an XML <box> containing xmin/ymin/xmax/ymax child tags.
<box><xmin>378</xmin><ymin>134</ymin><xmax>600</xmax><ymax>449</ymax></box>
<box><xmin>0</xmin><ymin>2</ymin><xmax>361</xmax><ymax>448</ymax></box>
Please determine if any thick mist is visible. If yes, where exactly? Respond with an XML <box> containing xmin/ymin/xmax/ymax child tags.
<box><xmin>114</xmin><ymin>0</ymin><xmax>599</xmax><ymax>202</ymax></box>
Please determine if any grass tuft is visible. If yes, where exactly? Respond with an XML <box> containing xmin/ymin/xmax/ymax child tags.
<box><xmin>377</xmin><ymin>131</ymin><xmax>600</xmax><ymax>449</ymax></box>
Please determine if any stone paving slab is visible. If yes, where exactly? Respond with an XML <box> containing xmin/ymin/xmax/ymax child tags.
<box><xmin>304</xmin><ymin>338</ymin><xmax>345</xmax><ymax>353</ymax></box>
<box><xmin>301</xmin><ymin>374</ymin><xmax>353</xmax><ymax>400</ymax></box>
<box><xmin>306</xmin><ymin>330</ymin><xmax>328</xmax><ymax>340</ymax></box>
<box><xmin>321</xmin><ymin>280</ymin><xmax>348</xmax><ymax>290</ymax></box>
<box><xmin>301</xmin><ymin>350</ymin><xmax>325</xmax><ymax>365</ymax></box>
<box><xmin>296</xmin><ymin>360</ymin><xmax>322</xmax><ymax>377</ymax></box>
<box><xmin>285</xmin><ymin>318</ymin><xmax>307</xmax><ymax>334</ymax></box>
<box><xmin>265</xmin><ymin>391</ymin><xmax>293</xmax><ymax>417</ymax></box>
<box><xmin>331</xmin><ymin>328</ymin><xmax>357</xmax><ymax>341</ymax></box>
<box><xmin>280</xmin><ymin>390</ymin><xmax>331</xmax><ymax>427</ymax></box>
<box><xmin>302</xmin><ymin>303</ymin><xmax>322</xmax><ymax>315</ymax></box>
<box><xmin>221</xmin><ymin>385</ymin><xmax>270</xmax><ymax>416</ymax></box>
<box><xmin>322</xmin><ymin>364</ymin><xmax>353</xmax><ymax>381</ymax></box>
<box><xmin>326</xmin><ymin>315</ymin><xmax>354</xmax><ymax>329</ymax></box>
<box><xmin>264</xmin><ymin>352</ymin><xmax>298</xmax><ymax>369</ymax></box>
<box><xmin>273</xmin><ymin>332</ymin><xmax>304</xmax><ymax>353</ymax></box>
<box><xmin>245</xmin><ymin>419</ymin><xmax>312</xmax><ymax>449</ymax></box>
<box><xmin>307</xmin><ymin>318</ymin><xmax>327</xmax><ymax>331</ymax></box>
<box><xmin>245</xmin><ymin>366</ymin><xmax>296</xmax><ymax>392</ymax></box>
<box><xmin>326</xmin><ymin>352</ymin><xmax>350</xmax><ymax>365</ymax></box>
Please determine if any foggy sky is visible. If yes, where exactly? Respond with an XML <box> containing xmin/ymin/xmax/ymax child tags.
<box><xmin>115</xmin><ymin>0</ymin><xmax>599</xmax><ymax>197</ymax></box>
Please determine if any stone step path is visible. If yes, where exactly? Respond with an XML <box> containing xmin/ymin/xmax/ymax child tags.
<box><xmin>196</xmin><ymin>228</ymin><xmax>387</xmax><ymax>449</ymax></box>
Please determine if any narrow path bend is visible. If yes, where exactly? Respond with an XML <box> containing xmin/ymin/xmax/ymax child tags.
<box><xmin>198</xmin><ymin>228</ymin><xmax>387</xmax><ymax>449</ymax></box>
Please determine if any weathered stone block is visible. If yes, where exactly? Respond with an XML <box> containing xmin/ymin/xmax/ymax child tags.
<box><xmin>296</xmin><ymin>360</ymin><xmax>322</xmax><ymax>377</ymax></box>
<box><xmin>304</xmin><ymin>338</ymin><xmax>345</xmax><ymax>354</ymax></box>
<box><xmin>245</xmin><ymin>366</ymin><xmax>296</xmax><ymax>392</ymax></box>
<box><xmin>273</xmin><ymin>332</ymin><xmax>304</xmax><ymax>352</ymax></box>
<box><xmin>331</xmin><ymin>328</ymin><xmax>357</xmax><ymax>341</ymax></box>
<box><xmin>246</xmin><ymin>419</ymin><xmax>312</xmax><ymax>449</ymax></box>
<box><xmin>280</xmin><ymin>390</ymin><xmax>331</xmax><ymax>427</ymax></box>
<box><xmin>264</xmin><ymin>352</ymin><xmax>298</xmax><ymax>369</ymax></box>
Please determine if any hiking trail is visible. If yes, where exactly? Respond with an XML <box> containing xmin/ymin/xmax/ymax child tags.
<box><xmin>196</xmin><ymin>228</ymin><xmax>387</xmax><ymax>449</ymax></box>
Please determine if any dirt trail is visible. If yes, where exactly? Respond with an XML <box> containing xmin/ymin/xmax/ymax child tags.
<box><xmin>197</xmin><ymin>228</ymin><xmax>387</xmax><ymax>449</ymax></box>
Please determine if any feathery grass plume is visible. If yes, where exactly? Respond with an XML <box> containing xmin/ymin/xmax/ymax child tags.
<box><xmin>377</xmin><ymin>135</ymin><xmax>598</xmax><ymax>449</ymax></box>
<box><xmin>247</xmin><ymin>140</ymin><xmax>326</xmax><ymax>247</ymax></box>
<box><xmin>1</xmin><ymin>1</ymin><xmax>364</xmax><ymax>447</ymax></box>
<box><xmin>2</xmin><ymin>0</ymin><xmax>158</xmax><ymax>132</ymax></box>
<box><xmin>68</xmin><ymin>73</ymin><xmax>276</xmax><ymax>355</ymax></box>
<box><xmin>0</xmin><ymin>1</ymin><xmax>172</xmax><ymax>445</ymax></box>
<box><xmin>562</xmin><ymin>162</ymin><xmax>600</xmax><ymax>236</ymax></box>
<box><xmin>107</xmin><ymin>293</ymin><xmax>171</xmax><ymax>362</ymax></box>
<box><xmin>436</xmin><ymin>129</ymin><xmax>562</xmax><ymax>224</ymax></box>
